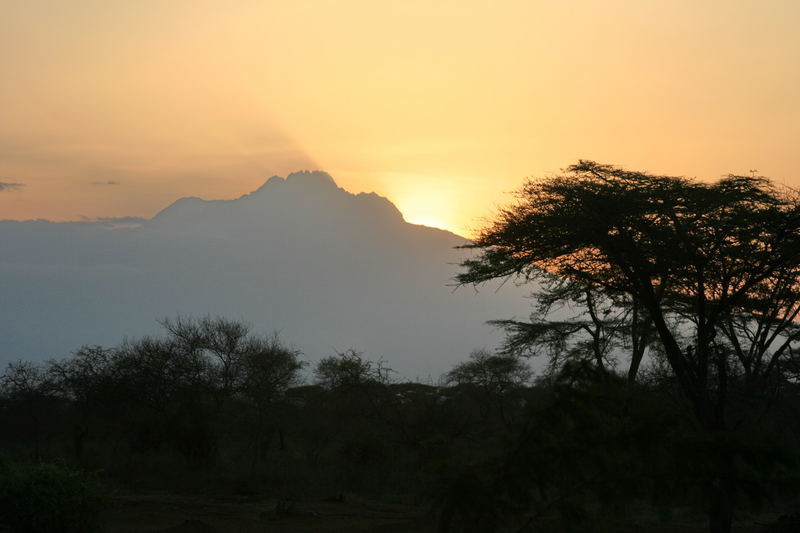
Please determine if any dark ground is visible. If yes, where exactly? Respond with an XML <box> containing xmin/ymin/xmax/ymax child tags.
<box><xmin>100</xmin><ymin>492</ymin><xmax>776</xmax><ymax>533</ymax></box>
<box><xmin>102</xmin><ymin>492</ymin><xmax>429</xmax><ymax>533</ymax></box>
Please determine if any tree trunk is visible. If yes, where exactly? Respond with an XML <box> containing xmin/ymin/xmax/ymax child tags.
<box><xmin>251</xmin><ymin>411</ymin><xmax>264</xmax><ymax>476</ymax></box>
<box><xmin>74</xmin><ymin>424</ymin><xmax>89</xmax><ymax>462</ymax></box>
<box><xmin>708</xmin><ymin>489</ymin><xmax>732</xmax><ymax>533</ymax></box>
<box><xmin>33</xmin><ymin>418</ymin><xmax>41</xmax><ymax>463</ymax></box>
<box><xmin>627</xmin><ymin>346</ymin><xmax>644</xmax><ymax>383</ymax></box>
<box><xmin>705</xmin><ymin>409</ymin><xmax>732</xmax><ymax>533</ymax></box>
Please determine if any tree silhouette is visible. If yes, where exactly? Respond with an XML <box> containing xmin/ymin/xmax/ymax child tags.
<box><xmin>489</xmin><ymin>279</ymin><xmax>655</xmax><ymax>381</ymax></box>
<box><xmin>314</xmin><ymin>349</ymin><xmax>392</xmax><ymax>390</ymax></box>
<box><xmin>458</xmin><ymin>161</ymin><xmax>800</xmax><ymax>533</ymax></box>
<box><xmin>445</xmin><ymin>349</ymin><xmax>531</xmax><ymax>427</ymax></box>
<box><xmin>0</xmin><ymin>362</ymin><xmax>57</xmax><ymax>463</ymax></box>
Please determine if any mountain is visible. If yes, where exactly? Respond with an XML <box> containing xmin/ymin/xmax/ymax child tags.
<box><xmin>0</xmin><ymin>171</ymin><xmax>531</xmax><ymax>378</ymax></box>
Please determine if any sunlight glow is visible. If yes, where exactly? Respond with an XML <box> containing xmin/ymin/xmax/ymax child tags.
<box><xmin>381</xmin><ymin>173</ymin><xmax>466</xmax><ymax>235</ymax></box>
<box><xmin>404</xmin><ymin>214</ymin><xmax>449</xmax><ymax>232</ymax></box>
<box><xmin>0</xmin><ymin>1</ymin><xmax>798</xmax><ymax>224</ymax></box>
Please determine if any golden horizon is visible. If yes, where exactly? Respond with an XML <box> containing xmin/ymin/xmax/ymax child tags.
<box><xmin>1</xmin><ymin>1</ymin><xmax>799</xmax><ymax>238</ymax></box>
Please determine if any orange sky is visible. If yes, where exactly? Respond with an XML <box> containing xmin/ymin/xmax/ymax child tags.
<box><xmin>1</xmin><ymin>1</ymin><xmax>799</xmax><ymax>236</ymax></box>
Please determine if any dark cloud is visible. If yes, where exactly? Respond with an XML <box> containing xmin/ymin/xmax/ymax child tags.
<box><xmin>95</xmin><ymin>216</ymin><xmax>146</xmax><ymax>224</ymax></box>
<box><xmin>90</xmin><ymin>180</ymin><xmax>120</xmax><ymax>186</ymax></box>
<box><xmin>0</xmin><ymin>180</ymin><xmax>24</xmax><ymax>192</ymax></box>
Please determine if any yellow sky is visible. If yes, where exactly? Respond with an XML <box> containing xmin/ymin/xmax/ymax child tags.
<box><xmin>1</xmin><ymin>0</ymin><xmax>799</xmax><ymax>236</ymax></box>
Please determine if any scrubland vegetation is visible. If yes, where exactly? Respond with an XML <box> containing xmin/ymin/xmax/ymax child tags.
<box><xmin>2</xmin><ymin>315</ymin><xmax>799</xmax><ymax>532</ymax></box>
<box><xmin>3</xmin><ymin>161</ymin><xmax>800</xmax><ymax>532</ymax></box>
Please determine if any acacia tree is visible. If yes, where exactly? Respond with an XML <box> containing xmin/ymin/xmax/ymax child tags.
<box><xmin>47</xmin><ymin>346</ymin><xmax>122</xmax><ymax>462</ymax></box>
<box><xmin>445</xmin><ymin>349</ymin><xmax>532</xmax><ymax>427</ymax></box>
<box><xmin>458</xmin><ymin>161</ymin><xmax>800</xmax><ymax>533</ymax></box>
<box><xmin>234</xmin><ymin>334</ymin><xmax>304</xmax><ymax>469</ymax></box>
<box><xmin>0</xmin><ymin>361</ymin><xmax>58</xmax><ymax>463</ymax></box>
<box><xmin>314</xmin><ymin>349</ymin><xmax>392</xmax><ymax>390</ymax></box>
<box><xmin>157</xmin><ymin>317</ymin><xmax>304</xmax><ymax>468</ymax></box>
<box><xmin>490</xmin><ymin>278</ymin><xmax>655</xmax><ymax>381</ymax></box>
<box><xmin>159</xmin><ymin>316</ymin><xmax>251</xmax><ymax>398</ymax></box>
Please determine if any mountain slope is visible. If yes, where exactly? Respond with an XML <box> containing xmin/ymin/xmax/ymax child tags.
<box><xmin>0</xmin><ymin>172</ymin><xmax>530</xmax><ymax>378</ymax></box>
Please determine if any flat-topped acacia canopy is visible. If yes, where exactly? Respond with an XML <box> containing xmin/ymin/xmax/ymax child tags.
<box><xmin>459</xmin><ymin>160</ymin><xmax>800</xmax><ymax>427</ymax></box>
<box><xmin>458</xmin><ymin>160</ymin><xmax>800</xmax><ymax>533</ymax></box>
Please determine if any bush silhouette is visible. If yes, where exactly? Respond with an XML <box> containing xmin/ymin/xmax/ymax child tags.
<box><xmin>0</xmin><ymin>459</ymin><xmax>105</xmax><ymax>533</ymax></box>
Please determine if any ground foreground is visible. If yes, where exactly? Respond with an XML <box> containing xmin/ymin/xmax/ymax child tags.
<box><xmin>98</xmin><ymin>492</ymin><xmax>779</xmax><ymax>533</ymax></box>
<box><xmin>103</xmin><ymin>493</ymin><xmax>428</xmax><ymax>533</ymax></box>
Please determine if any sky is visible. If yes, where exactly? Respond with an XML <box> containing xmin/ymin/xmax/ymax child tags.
<box><xmin>1</xmin><ymin>0</ymin><xmax>799</xmax><ymax>237</ymax></box>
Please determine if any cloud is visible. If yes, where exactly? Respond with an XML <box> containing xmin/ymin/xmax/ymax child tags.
<box><xmin>95</xmin><ymin>216</ymin><xmax>146</xmax><ymax>224</ymax></box>
<box><xmin>90</xmin><ymin>180</ymin><xmax>120</xmax><ymax>186</ymax></box>
<box><xmin>0</xmin><ymin>180</ymin><xmax>24</xmax><ymax>192</ymax></box>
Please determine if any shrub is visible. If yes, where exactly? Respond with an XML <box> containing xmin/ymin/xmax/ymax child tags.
<box><xmin>0</xmin><ymin>460</ymin><xmax>105</xmax><ymax>533</ymax></box>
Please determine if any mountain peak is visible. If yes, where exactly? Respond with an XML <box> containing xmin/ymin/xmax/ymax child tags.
<box><xmin>286</xmin><ymin>170</ymin><xmax>337</xmax><ymax>187</ymax></box>
<box><xmin>253</xmin><ymin>170</ymin><xmax>338</xmax><ymax>195</ymax></box>
<box><xmin>151</xmin><ymin>170</ymin><xmax>408</xmax><ymax>230</ymax></box>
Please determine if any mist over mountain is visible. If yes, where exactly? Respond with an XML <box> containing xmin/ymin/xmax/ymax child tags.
<box><xmin>0</xmin><ymin>171</ymin><xmax>530</xmax><ymax>378</ymax></box>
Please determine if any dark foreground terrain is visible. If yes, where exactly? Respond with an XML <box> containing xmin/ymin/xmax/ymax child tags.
<box><xmin>4</xmin><ymin>318</ymin><xmax>800</xmax><ymax>533</ymax></box>
<box><xmin>103</xmin><ymin>493</ymin><xmax>426</xmax><ymax>533</ymax></box>
<box><xmin>102</xmin><ymin>492</ymin><xmax>779</xmax><ymax>533</ymax></box>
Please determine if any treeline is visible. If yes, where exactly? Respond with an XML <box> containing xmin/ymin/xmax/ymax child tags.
<box><xmin>0</xmin><ymin>317</ymin><xmax>532</xmax><ymax>497</ymax></box>
<box><xmin>2</xmin><ymin>316</ymin><xmax>800</xmax><ymax>532</ymax></box>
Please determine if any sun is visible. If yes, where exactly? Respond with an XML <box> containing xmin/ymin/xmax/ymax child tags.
<box><xmin>404</xmin><ymin>214</ymin><xmax>449</xmax><ymax>231</ymax></box>
<box><xmin>390</xmin><ymin>190</ymin><xmax>453</xmax><ymax>232</ymax></box>
<box><xmin>376</xmin><ymin>172</ymin><xmax>468</xmax><ymax>235</ymax></box>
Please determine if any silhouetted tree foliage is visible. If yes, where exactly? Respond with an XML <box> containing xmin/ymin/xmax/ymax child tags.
<box><xmin>0</xmin><ymin>458</ymin><xmax>105</xmax><ymax>533</ymax></box>
<box><xmin>445</xmin><ymin>349</ymin><xmax>531</xmax><ymax>427</ymax></box>
<box><xmin>458</xmin><ymin>161</ymin><xmax>800</xmax><ymax>533</ymax></box>
<box><xmin>314</xmin><ymin>349</ymin><xmax>392</xmax><ymax>390</ymax></box>
<box><xmin>2</xmin><ymin>278</ymin><xmax>800</xmax><ymax>530</ymax></box>
<box><xmin>0</xmin><ymin>362</ymin><xmax>59</xmax><ymax>463</ymax></box>
<box><xmin>491</xmin><ymin>280</ymin><xmax>656</xmax><ymax>382</ymax></box>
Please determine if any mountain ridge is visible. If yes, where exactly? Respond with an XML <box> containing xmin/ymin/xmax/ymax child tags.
<box><xmin>0</xmin><ymin>171</ymin><xmax>528</xmax><ymax>378</ymax></box>
<box><xmin>149</xmin><ymin>170</ymin><xmax>425</xmax><ymax>238</ymax></box>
